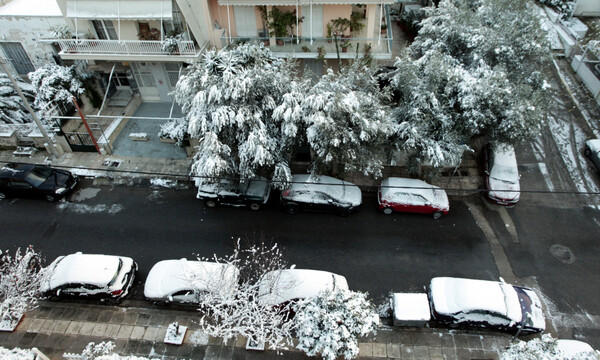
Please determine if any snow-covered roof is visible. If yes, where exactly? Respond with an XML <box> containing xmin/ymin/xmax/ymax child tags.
<box><xmin>490</xmin><ymin>144</ymin><xmax>519</xmax><ymax>183</ymax></box>
<box><xmin>429</xmin><ymin>277</ymin><xmax>522</xmax><ymax>323</ymax></box>
<box><xmin>44</xmin><ymin>253</ymin><xmax>129</xmax><ymax>289</ymax></box>
<box><xmin>393</xmin><ymin>293</ymin><xmax>431</xmax><ymax>322</ymax></box>
<box><xmin>0</xmin><ymin>0</ymin><xmax>62</xmax><ymax>17</ymax></box>
<box><xmin>586</xmin><ymin>139</ymin><xmax>600</xmax><ymax>152</ymax></box>
<box><xmin>257</xmin><ymin>269</ymin><xmax>349</xmax><ymax>306</ymax></box>
<box><xmin>379</xmin><ymin>177</ymin><xmax>446</xmax><ymax>205</ymax></box>
<box><xmin>144</xmin><ymin>259</ymin><xmax>239</xmax><ymax>299</ymax></box>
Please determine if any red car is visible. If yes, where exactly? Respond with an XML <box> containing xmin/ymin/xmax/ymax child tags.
<box><xmin>377</xmin><ymin>177</ymin><xmax>449</xmax><ymax>219</ymax></box>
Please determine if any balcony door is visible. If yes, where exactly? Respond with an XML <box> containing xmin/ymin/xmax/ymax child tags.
<box><xmin>301</xmin><ymin>5</ymin><xmax>323</xmax><ymax>39</ymax></box>
<box><xmin>91</xmin><ymin>20</ymin><xmax>118</xmax><ymax>40</ymax></box>
<box><xmin>233</xmin><ymin>6</ymin><xmax>257</xmax><ymax>37</ymax></box>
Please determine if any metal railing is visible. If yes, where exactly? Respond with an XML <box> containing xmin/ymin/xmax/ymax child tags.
<box><xmin>51</xmin><ymin>39</ymin><xmax>198</xmax><ymax>56</ymax></box>
<box><xmin>222</xmin><ymin>36</ymin><xmax>392</xmax><ymax>55</ymax></box>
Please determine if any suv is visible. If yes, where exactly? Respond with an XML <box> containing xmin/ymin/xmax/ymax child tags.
<box><xmin>0</xmin><ymin>163</ymin><xmax>78</xmax><ymax>202</ymax></box>
<box><xmin>196</xmin><ymin>177</ymin><xmax>271</xmax><ymax>211</ymax></box>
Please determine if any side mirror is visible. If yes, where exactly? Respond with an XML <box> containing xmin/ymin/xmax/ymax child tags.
<box><xmin>167</xmin><ymin>295</ymin><xmax>173</xmax><ymax>302</ymax></box>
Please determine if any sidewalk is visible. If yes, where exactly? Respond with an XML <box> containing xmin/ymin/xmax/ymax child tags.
<box><xmin>0</xmin><ymin>300</ymin><xmax>512</xmax><ymax>360</ymax></box>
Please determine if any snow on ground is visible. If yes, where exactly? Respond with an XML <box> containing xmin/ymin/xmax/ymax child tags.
<box><xmin>57</xmin><ymin>202</ymin><xmax>124</xmax><ymax>214</ymax></box>
<box><xmin>150</xmin><ymin>178</ymin><xmax>179</xmax><ymax>188</ymax></box>
<box><xmin>188</xmin><ymin>329</ymin><xmax>210</xmax><ymax>345</ymax></box>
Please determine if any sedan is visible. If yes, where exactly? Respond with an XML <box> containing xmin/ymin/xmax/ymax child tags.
<box><xmin>0</xmin><ymin>163</ymin><xmax>78</xmax><ymax>202</ymax></box>
<box><xmin>196</xmin><ymin>177</ymin><xmax>271</xmax><ymax>211</ymax></box>
<box><xmin>280</xmin><ymin>174</ymin><xmax>362</xmax><ymax>216</ymax></box>
<box><xmin>482</xmin><ymin>143</ymin><xmax>520</xmax><ymax>205</ymax></box>
<box><xmin>584</xmin><ymin>139</ymin><xmax>600</xmax><ymax>172</ymax></box>
<box><xmin>40</xmin><ymin>252</ymin><xmax>137</xmax><ymax>303</ymax></box>
<box><xmin>429</xmin><ymin>277</ymin><xmax>546</xmax><ymax>334</ymax></box>
<box><xmin>144</xmin><ymin>259</ymin><xmax>239</xmax><ymax>304</ymax></box>
<box><xmin>256</xmin><ymin>269</ymin><xmax>349</xmax><ymax>307</ymax></box>
<box><xmin>378</xmin><ymin>177</ymin><xmax>449</xmax><ymax>219</ymax></box>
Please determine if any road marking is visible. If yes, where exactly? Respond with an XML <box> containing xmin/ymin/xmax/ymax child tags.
<box><xmin>466</xmin><ymin>201</ymin><xmax>517</xmax><ymax>284</ymax></box>
<box><xmin>497</xmin><ymin>207</ymin><xmax>519</xmax><ymax>243</ymax></box>
<box><xmin>537</xmin><ymin>162</ymin><xmax>556</xmax><ymax>192</ymax></box>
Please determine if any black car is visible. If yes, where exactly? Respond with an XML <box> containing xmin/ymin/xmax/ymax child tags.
<box><xmin>0</xmin><ymin>163</ymin><xmax>78</xmax><ymax>202</ymax></box>
<box><xmin>195</xmin><ymin>177</ymin><xmax>271</xmax><ymax>211</ymax></box>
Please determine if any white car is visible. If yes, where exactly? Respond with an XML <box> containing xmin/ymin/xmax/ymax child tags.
<box><xmin>40</xmin><ymin>252</ymin><xmax>137</xmax><ymax>302</ymax></box>
<box><xmin>429</xmin><ymin>277</ymin><xmax>545</xmax><ymax>334</ymax></box>
<box><xmin>584</xmin><ymin>139</ymin><xmax>600</xmax><ymax>172</ymax></box>
<box><xmin>378</xmin><ymin>177</ymin><xmax>449</xmax><ymax>219</ymax></box>
<box><xmin>144</xmin><ymin>259</ymin><xmax>239</xmax><ymax>304</ymax></box>
<box><xmin>257</xmin><ymin>269</ymin><xmax>349</xmax><ymax>306</ymax></box>
<box><xmin>556</xmin><ymin>339</ymin><xmax>597</xmax><ymax>357</ymax></box>
<box><xmin>483</xmin><ymin>143</ymin><xmax>520</xmax><ymax>205</ymax></box>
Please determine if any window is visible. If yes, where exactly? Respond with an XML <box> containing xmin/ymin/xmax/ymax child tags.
<box><xmin>91</xmin><ymin>20</ymin><xmax>117</xmax><ymax>40</ymax></box>
<box><xmin>0</xmin><ymin>42</ymin><xmax>35</xmax><ymax>75</ymax></box>
<box><xmin>132</xmin><ymin>64</ymin><xmax>155</xmax><ymax>88</ymax></box>
<box><xmin>113</xmin><ymin>73</ymin><xmax>130</xmax><ymax>87</ymax></box>
<box><xmin>164</xmin><ymin>63</ymin><xmax>181</xmax><ymax>88</ymax></box>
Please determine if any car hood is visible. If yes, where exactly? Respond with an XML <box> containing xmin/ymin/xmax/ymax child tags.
<box><xmin>586</xmin><ymin>139</ymin><xmax>600</xmax><ymax>152</ymax></box>
<box><xmin>488</xmin><ymin>177</ymin><xmax>520</xmax><ymax>202</ymax></box>
<box><xmin>40</xmin><ymin>170</ymin><xmax>72</xmax><ymax>189</ymax></box>
<box><xmin>342</xmin><ymin>183</ymin><xmax>362</xmax><ymax>207</ymax></box>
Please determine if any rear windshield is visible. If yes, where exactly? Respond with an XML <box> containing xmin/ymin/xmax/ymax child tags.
<box><xmin>26</xmin><ymin>166</ymin><xmax>52</xmax><ymax>187</ymax></box>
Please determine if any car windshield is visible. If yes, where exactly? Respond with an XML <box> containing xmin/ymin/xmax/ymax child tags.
<box><xmin>107</xmin><ymin>259</ymin><xmax>123</xmax><ymax>286</ymax></box>
<box><xmin>25</xmin><ymin>166</ymin><xmax>53</xmax><ymax>187</ymax></box>
<box><xmin>490</xmin><ymin>165</ymin><xmax>518</xmax><ymax>183</ymax></box>
<box><xmin>514</xmin><ymin>286</ymin><xmax>533</xmax><ymax>326</ymax></box>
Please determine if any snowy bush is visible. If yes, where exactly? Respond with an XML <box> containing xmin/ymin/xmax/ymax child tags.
<box><xmin>0</xmin><ymin>247</ymin><xmax>43</xmax><ymax>324</ymax></box>
<box><xmin>537</xmin><ymin>0</ymin><xmax>574</xmax><ymax>17</ymax></box>
<box><xmin>173</xmin><ymin>43</ymin><xmax>303</xmax><ymax>189</ymax></box>
<box><xmin>49</xmin><ymin>24</ymin><xmax>73</xmax><ymax>39</ymax></box>
<box><xmin>158</xmin><ymin>117</ymin><xmax>187</xmax><ymax>144</ymax></box>
<box><xmin>294</xmin><ymin>289</ymin><xmax>380</xmax><ymax>360</ymax></box>
<box><xmin>162</xmin><ymin>34</ymin><xmax>183</xmax><ymax>54</ymax></box>
<box><xmin>0</xmin><ymin>74</ymin><xmax>37</xmax><ymax>124</ymax></box>
<box><xmin>500</xmin><ymin>334</ymin><xmax>600</xmax><ymax>360</ymax></box>
<box><xmin>64</xmin><ymin>341</ymin><xmax>157</xmax><ymax>359</ymax></box>
<box><xmin>28</xmin><ymin>65</ymin><xmax>84</xmax><ymax>111</ymax></box>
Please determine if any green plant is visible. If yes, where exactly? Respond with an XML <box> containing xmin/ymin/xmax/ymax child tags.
<box><xmin>301</xmin><ymin>45</ymin><xmax>310</xmax><ymax>52</ymax></box>
<box><xmin>340</xmin><ymin>40</ymin><xmax>350</xmax><ymax>49</ymax></box>
<box><xmin>350</xmin><ymin>12</ymin><xmax>365</xmax><ymax>34</ymax></box>
<box><xmin>268</xmin><ymin>8</ymin><xmax>297</xmax><ymax>39</ymax></box>
<box><xmin>317</xmin><ymin>46</ymin><xmax>326</xmax><ymax>61</ymax></box>
<box><xmin>330</xmin><ymin>17</ymin><xmax>351</xmax><ymax>35</ymax></box>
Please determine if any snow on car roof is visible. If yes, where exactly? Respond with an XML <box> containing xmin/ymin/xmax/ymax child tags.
<box><xmin>144</xmin><ymin>259</ymin><xmax>239</xmax><ymax>299</ymax></box>
<box><xmin>379</xmin><ymin>177</ymin><xmax>445</xmax><ymax>204</ymax></box>
<box><xmin>288</xmin><ymin>174</ymin><xmax>361</xmax><ymax>205</ymax></box>
<box><xmin>46</xmin><ymin>253</ymin><xmax>123</xmax><ymax>289</ymax></box>
<box><xmin>430</xmin><ymin>277</ymin><xmax>522</xmax><ymax>323</ymax></box>
<box><xmin>587</xmin><ymin>139</ymin><xmax>600</xmax><ymax>152</ymax></box>
<box><xmin>492</xmin><ymin>144</ymin><xmax>518</xmax><ymax>168</ymax></box>
<box><xmin>257</xmin><ymin>269</ymin><xmax>349</xmax><ymax>306</ymax></box>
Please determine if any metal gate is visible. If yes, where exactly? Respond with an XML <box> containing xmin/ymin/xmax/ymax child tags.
<box><xmin>64</xmin><ymin>132</ymin><xmax>97</xmax><ymax>152</ymax></box>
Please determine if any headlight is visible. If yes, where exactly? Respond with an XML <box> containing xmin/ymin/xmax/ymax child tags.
<box><xmin>55</xmin><ymin>187</ymin><xmax>67</xmax><ymax>194</ymax></box>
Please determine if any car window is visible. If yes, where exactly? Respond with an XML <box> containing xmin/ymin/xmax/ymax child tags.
<box><xmin>172</xmin><ymin>290</ymin><xmax>194</xmax><ymax>297</ymax></box>
<box><xmin>313</xmin><ymin>192</ymin><xmax>332</xmax><ymax>204</ymax></box>
<box><xmin>107</xmin><ymin>259</ymin><xmax>123</xmax><ymax>286</ymax></box>
<box><xmin>411</xmin><ymin>194</ymin><xmax>428</xmax><ymax>205</ymax></box>
<box><xmin>26</xmin><ymin>166</ymin><xmax>52</xmax><ymax>187</ymax></box>
<box><xmin>392</xmin><ymin>192</ymin><xmax>411</xmax><ymax>203</ymax></box>
<box><xmin>10</xmin><ymin>180</ymin><xmax>32</xmax><ymax>189</ymax></box>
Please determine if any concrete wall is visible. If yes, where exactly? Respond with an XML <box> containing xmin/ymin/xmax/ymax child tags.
<box><xmin>571</xmin><ymin>55</ymin><xmax>600</xmax><ymax>102</ymax></box>
<box><xmin>573</xmin><ymin>0</ymin><xmax>600</xmax><ymax>17</ymax></box>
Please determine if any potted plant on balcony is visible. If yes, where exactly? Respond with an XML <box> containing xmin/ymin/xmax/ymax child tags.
<box><xmin>340</xmin><ymin>40</ymin><xmax>350</xmax><ymax>53</ymax></box>
<box><xmin>327</xmin><ymin>24</ymin><xmax>333</xmax><ymax>43</ymax></box>
<box><xmin>162</xmin><ymin>34</ymin><xmax>183</xmax><ymax>54</ymax></box>
<box><xmin>331</xmin><ymin>17</ymin><xmax>351</xmax><ymax>38</ymax></box>
<box><xmin>380</xmin><ymin>23</ymin><xmax>388</xmax><ymax>35</ymax></box>
<box><xmin>269</xmin><ymin>8</ymin><xmax>297</xmax><ymax>46</ymax></box>
<box><xmin>350</xmin><ymin>12</ymin><xmax>364</xmax><ymax>35</ymax></box>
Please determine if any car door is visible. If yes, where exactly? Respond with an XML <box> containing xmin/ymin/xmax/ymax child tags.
<box><xmin>169</xmin><ymin>289</ymin><xmax>198</xmax><ymax>304</ymax></box>
<box><xmin>391</xmin><ymin>192</ymin><xmax>411</xmax><ymax>213</ymax></box>
<box><xmin>409</xmin><ymin>193</ymin><xmax>431</xmax><ymax>214</ymax></box>
<box><xmin>312</xmin><ymin>192</ymin><xmax>332</xmax><ymax>212</ymax></box>
<box><xmin>8</xmin><ymin>179</ymin><xmax>35</xmax><ymax>198</ymax></box>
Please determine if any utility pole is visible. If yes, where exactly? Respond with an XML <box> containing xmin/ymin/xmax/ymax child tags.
<box><xmin>0</xmin><ymin>57</ymin><xmax>60</xmax><ymax>158</ymax></box>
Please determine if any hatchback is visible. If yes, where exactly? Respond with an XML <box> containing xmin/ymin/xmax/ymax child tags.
<box><xmin>280</xmin><ymin>174</ymin><xmax>362</xmax><ymax>216</ymax></box>
<box><xmin>482</xmin><ymin>143</ymin><xmax>520</xmax><ymax>205</ymax></box>
<box><xmin>40</xmin><ymin>252</ymin><xmax>137</xmax><ymax>303</ymax></box>
<box><xmin>196</xmin><ymin>177</ymin><xmax>270</xmax><ymax>211</ymax></box>
<box><xmin>0</xmin><ymin>163</ymin><xmax>78</xmax><ymax>202</ymax></box>
<box><xmin>378</xmin><ymin>177</ymin><xmax>449</xmax><ymax>219</ymax></box>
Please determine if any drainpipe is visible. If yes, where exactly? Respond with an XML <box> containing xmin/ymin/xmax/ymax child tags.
<box><xmin>310</xmin><ymin>0</ymin><xmax>313</xmax><ymax>45</ymax></box>
<box><xmin>296</xmin><ymin>0</ymin><xmax>299</xmax><ymax>44</ymax></box>
<box><xmin>226</xmin><ymin>0</ymin><xmax>231</xmax><ymax>44</ymax></box>
<box><xmin>378</xmin><ymin>1</ymin><xmax>383</xmax><ymax>46</ymax></box>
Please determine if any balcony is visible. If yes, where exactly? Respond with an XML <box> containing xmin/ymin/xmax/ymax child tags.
<box><xmin>42</xmin><ymin>39</ymin><xmax>207</xmax><ymax>62</ymax></box>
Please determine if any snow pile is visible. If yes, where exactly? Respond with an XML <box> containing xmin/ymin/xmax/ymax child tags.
<box><xmin>0</xmin><ymin>346</ymin><xmax>41</xmax><ymax>360</ymax></box>
<box><xmin>500</xmin><ymin>334</ymin><xmax>600</xmax><ymax>360</ymax></box>
<box><xmin>294</xmin><ymin>289</ymin><xmax>380</xmax><ymax>360</ymax></box>
<box><xmin>149</xmin><ymin>178</ymin><xmax>178</xmax><ymax>188</ymax></box>
<box><xmin>57</xmin><ymin>203</ymin><xmax>124</xmax><ymax>214</ymax></box>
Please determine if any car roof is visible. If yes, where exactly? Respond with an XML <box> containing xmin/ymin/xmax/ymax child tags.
<box><xmin>144</xmin><ymin>259</ymin><xmax>239</xmax><ymax>298</ymax></box>
<box><xmin>492</xmin><ymin>144</ymin><xmax>517</xmax><ymax>168</ymax></box>
<box><xmin>0</xmin><ymin>163</ymin><xmax>34</xmax><ymax>179</ymax></box>
<box><xmin>46</xmin><ymin>253</ymin><xmax>124</xmax><ymax>289</ymax></box>
<box><xmin>587</xmin><ymin>139</ymin><xmax>600</xmax><ymax>152</ymax></box>
<box><xmin>257</xmin><ymin>269</ymin><xmax>349</xmax><ymax>306</ymax></box>
<box><xmin>379</xmin><ymin>177</ymin><xmax>440</xmax><ymax>201</ymax></box>
<box><xmin>430</xmin><ymin>277</ymin><xmax>522</xmax><ymax>323</ymax></box>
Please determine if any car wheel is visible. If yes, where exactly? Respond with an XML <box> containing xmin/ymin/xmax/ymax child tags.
<box><xmin>337</xmin><ymin>208</ymin><xmax>351</xmax><ymax>217</ymax></box>
<box><xmin>249</xmin><ymin>203</ymin><xmax>261</xmax><ymax>211</ymax></box>
<box><xmin>382</xmin><ymin>207</ymin><xmax>393</xmax><ymax>215</ymax></box>
<box><xmin>45</xmin><ymin>194</ymin><xmax>57</xmax><ymax>202</ymax></box>
<box><xmin>448</xmin><ymin>322</ymin><xmax>460</xmax><ymax>329</ymax></box>
<box><xmin>284</xmin><ymin>203</ymin><xmax>299</xmax><ymax>214</ymax></box>
<box><xmin>584</xmin><ymin>147</ymin><xmax>591</xmax><ymax>157</ymax></box>
<box><xmin>432</xmin><ymin>211</ymin><xmax>442</xmax><ymax>220</ymax></box>
<box><xmin>0</xmin><ymin>192</ymin><xmax>5</xmax><ymax>200</ymax></box>
<box><xmin>205</xmin><ymin>200</ymin><xmax>217</xmax><ymax>208</ymax></box>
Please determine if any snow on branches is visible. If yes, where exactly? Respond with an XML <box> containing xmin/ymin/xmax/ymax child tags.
<box><xmin>28</xmin><ymin>65</ymin><xmax>84</xmax><ymax>111</ymax></box>
<box><xmin>0</xmin><ymin>246</ymin><xmax>43</xmax><ymax>326</ymax></box>
<box><xmin>173</xmin><ymin>43</ymin><xmax>302</xmax><ymax>188</ymax></box>
<box><xmin>500</xmin><ymin>334</ymin><xmax>600</xmax><ymax>360</ymax></box>
<box><xmin>0</xmin><ymin>73</ymin><xmax>37</xmax><ymax>124</ymax></box>
<box><xmin>294</xmin><ymin>289</ymin><xmax>379</xmax><ymax>360</ymax></box>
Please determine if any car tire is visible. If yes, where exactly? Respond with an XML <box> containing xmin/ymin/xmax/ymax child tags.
<box><xmin>432</xmin><ymin>211</ymin><xmax>442</xmax><ymax>220</ymax></box>
<box><xmin>584</xmin><ymin>147</ymin><xmax>591</xmax><ymax>157</ymax></box>
<box><xmin>249</xmin><ymin>203</ymin><xmax>261</xmax><ymax>211</ymax></box>
<box><xmin>382</xmin><ymin>207</ymin><xmax>393</xmax><ymax>215</ymax></box>
<box><xmin>45</xmin><ymin>194</ymin><xmax>57</xmax><ymax>202</ymax></box>
<box><xmin>205</xmin><ymin>200</ymin><xmax>217</xmax><ymax>208</ymax></box>
<box><xmin>337</xmin><ymin>208</ymin><xmax>351</xmax><ymax>217</ymax></box>
<box><xmin>284</xmin><ymin>203</ymin><xmax>299</xmax><ymax>214</ymax></box>
<box><xmin>0</xmin><ymin>192</ymin><xmax>5</xmax><ymax>200</ymax></box>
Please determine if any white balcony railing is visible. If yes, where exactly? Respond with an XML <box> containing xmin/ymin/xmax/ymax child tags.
<box><xmin>51</xmin><ymin>39</ymin><xmax>198</xmax><ymax>56</ymax></box>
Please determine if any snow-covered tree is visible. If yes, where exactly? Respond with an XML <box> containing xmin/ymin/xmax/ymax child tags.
<box><xmin>500</xmin><ymin>334</ymin><xmax>600</xmax><ymax>360</ymax></box>
<box><xmin>0</xmin><ymin>246</ymin><xmax>43</xmax><ymax>325</ymax></box>
<box><xmin>294</xmin><ymin>289</ymin><xmax>380</xmax><ymax>360</ymax></box>
<box><xmin>0</xmin><ymin>73</ymin><xmax>37</xmax><ymax>124</ymax></box>
<box><xmin>28</xmin><ymin>65</ymin><xmax>84</xmax><ymax>111</ymax></box>
<box><xmin>284</xmin><ymin>61</ymin><xmax>395</xmax><ymax>177</ymax></box>
<box><xmin>173</xmin><ymin>43</ymin><xmax>304</xmax><ymax>188</ymax></box>
<box><xmin>63</xmin><ymin>341</ymin><xmax>156</xmax><ymax>360</ymax></box>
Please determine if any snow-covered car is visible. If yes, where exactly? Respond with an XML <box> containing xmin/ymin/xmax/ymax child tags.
<box><xmin>555</xmin><ymin>339</ymin><xmax>597</xmax><ymax>357</ymax></box>
<box><xmin>40</xmin><ymin>252</ymin><xmax>137</xmax><ymax>302</ymax></box>
<box><xmin>584</xmin><ymin>139</ymin><xmax>600</xmax><ymax>172</ymax></box>
<box><xmin>144</xmin><ymin>259</ymin><xmax>239</xmax><ymax>305</ymax></box>
<box><xmin>378</xmin><ymin>177</ymin><xmax>449</xmax><ymax>219</ymax></box>
<box><xmin>280</xmin><ymin>174</ymin><xmax>362</xmax><ymax>216</ymax></box>
<box><xmin>257</xmin><ymin>269</ymin><xmax>349</xmax><ymax>307</ymax></box>
<box><xmin>0</xmin><ymin>163</ymin><xmax>78</xmax><ymax>202</ymax></box>
<box><xmin>196</xmin><ymin>177</ymin><xmax>271</xmax><ymax>211</ymax></box>
<box><xmin>482</xmin><ymin>143</ymin><xmax>520</xmax><ymax>205</ymax></box>
<box><xmin>429</xmin><ymin>277</ymin><xmax>545</xmax><ymax>334</ymax></box>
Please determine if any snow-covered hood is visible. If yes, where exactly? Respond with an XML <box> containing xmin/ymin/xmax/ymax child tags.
<box><xmin>488</xmin><ymin>177</ymin><xmax>520</xmax><ymax>202</ymax></box>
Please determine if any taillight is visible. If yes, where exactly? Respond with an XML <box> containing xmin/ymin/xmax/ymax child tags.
<box><xmin>111</xmin><ymin>289</ymin><xmax>123</xmax><ymax>296</ymax></box>
<box><xmin>282</xmin><ymin>189</ymin><xmax>290</xmax><ymax>197</ymax></box>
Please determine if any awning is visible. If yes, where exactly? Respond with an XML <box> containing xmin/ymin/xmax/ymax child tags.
<box><xmin>218</xmin><ymin>0</ymin><xmax>393</xmax><ymax>6</ymax></box>
<box><xmin>66</xmin><ymin>0</ymin><xmax>172</xmax><ymax>19</ymax></box>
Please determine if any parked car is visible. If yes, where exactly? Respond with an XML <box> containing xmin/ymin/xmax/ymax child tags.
<box><xmin>256</xmin><ymin>269</ymin><xmax>349</xmax><ymax>307</ymax></box>
<box><xmin>280</xmin><ymin>174</ymin><xmax>362</xmax><ymax>216</ymax></box>
<box><xmin>555</xmin><ymin>339</ymin><xmax>597</xmax><ymax>357</ymax></box>
<box><xmin>378</xmin><ymin>177</ymin><xmax>449</xmax><ymax>219</ymax></box>
<box><xmin>584</xmin><ymin>139</ymin><xmax>600</xmax><ymax>172</ymax></box>
<box><xmin>196</xmin><ymin>177</ymin><xmax>270</xmax><ymax>211</ymax></box>
<box><xmin>40</xmin><ymin>252</ymin><xmax>137</xmax><ymax>303</ymax></box>
<box><xmin>482</xmin><ymin>143</ymin><xmax>520</xmax><ymax>205</ymax></box>
<box><xmin>0</xmin><ymin>163</ymin><xmax>78</xmax><ymax>202</ymax></box>
<box><xmin>144</xmin><ymin>259</ymin><xmax>239</xmax><ymax>305</ymax></box>
<box><xmin>428</xmin><ymin>277</ymin><xmax>546</xmax><ymax>334</ymax></box>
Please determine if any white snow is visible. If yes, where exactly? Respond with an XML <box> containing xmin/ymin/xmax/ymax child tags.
<box><xmin>286</xmin><ymin>174</ymin><xmax>362</xmax><ymax>206</ymax></box>
<box><xmin>392</xmin><ymin>293</ymin><xmax>431</xmax><ymax>322</ymax></box>
<box><xmin>0</xmin><ymin>0</ymin><xmax>61</xmax><ymax>16</ymax></box>
<box><xmin>150</xmin><ymin>178</ymin><xmax>178</xmax><ymax>188</ymax></box>
<box><xmin>379</xmin><ymin>177</ymin><xmax>449</xmax><ymax>210</ymax></box>
<box><xmin>57</xmin><ymin>202</ymin><xmax>124</xmax><ymax>214</ymax></box>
